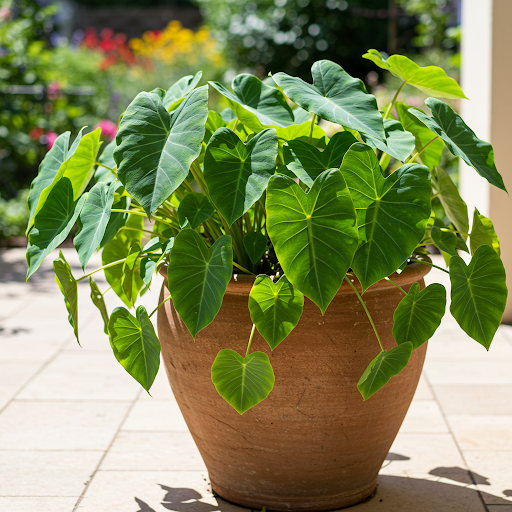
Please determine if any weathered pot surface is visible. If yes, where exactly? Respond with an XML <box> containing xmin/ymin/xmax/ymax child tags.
<box><xmin>157</xmin><ymin>263</ymin><xmax>429</xmax><ymax>511</ymax></box>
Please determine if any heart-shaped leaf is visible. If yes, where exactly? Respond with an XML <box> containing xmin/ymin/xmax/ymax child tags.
<box><xmin>431</xmin><ymin>227</ymin><xmax>458</xmax><ymax>256</ymax></box>
<box><xmin>450</xmin><ymin>245</ymin><xmax>507</xmax><ymax>349</ymax></box>
<box><xmin>108</xmin><ymin>305</ymin><xmax>161</xmax><ymax>392</ymax></box>
<box><xmin>177</xmin><ymin>193</ymin><xmax>215</xmax><ymax>229</ymax></box>
<box><xmin>89</xmin><ymin>277</ymin><xmax>109</xmax><ymax>335</ymax></box>
<box><xmin>53</xmin><ymin>251</ymin><xmax>79</xmax><ymax>343</ymax></box>
<box><xmin>363</xmin><ymin>49</ymin><xmax>467</xmax><ymax>99</ymax></box>
<box><xmin>26</xmin><ymin>178</ymin><xmax>87</xmax><ymax>279</ymax></box>
<box><xmin>392</xmin><ymin>282</ymin><xmax>446</xmax><ymax>349</ymax></box>
<box><xmin>209</xmin><ymin>74</ymin><xmax>294</xmax><ymax>131</ymax></box>
<box><xmin>204</xmin><ymin>127</ymin><xmax>278</xmax><ymax>226</ymax></box>
<box><xmin>266</xmin><ymin>169</ymin><xmax>358</xmax><ymax>313</ymax></box>
<box><xmin>243</xmin><ymin>232</ymin><xmax>267</xmax><ymax>265</ymax></box>
<box><xmin>340</xmin><ymin>143</ymin><xmax>431</xmax><ymax>291</ymax></box>
<box><xmin>285</xmin><ymin>131</ymin><xmax>358</xmax><ymax>187</ymax></box>
<box><xmin>430</xmin><ymin>167</ymin><xmax>469</xmax><ymax>236</ymax></box>
<box><xmin>163</xmin><ymin>71</ymin><xmax>202</xmax><ymax>110</ymax></box>
<box><xmin>114</xmin><ymin>85</ymin><xmax>208</xmax><ymax>216</ymax></box>
<box><xmin>470</xmin><ymin>208</ymin><xmax>500</xmax><ymax>256</ymax></box>
<box><xmin>249</xmin><ymin>275</ymin><xmax>304</xmax><ymax>349</ymax></box>
<box><xmin>74</xmin><ymin>181</ymin><xmax>116</xmax><ymax>270</ymax></box>
<box><xmin>211</xmin><ymin>349</ymin><xmax>275</xmax><ymax>414</ymax></box>
<box><xmin>273</xmin><ymin>60</ymin><xmax>385</xmax><ymax>141</ymax></box>
<box><xmin>357</xmin><ymin>342</ymin><xmax>413</xmax><ymax>400</ymax></box>
<box><xmin>168</xmin><ymin>230</ymin><xmax>233</xmax><ymax>338</ymax></box>
<box><xmin>410</xmin><ymin>99</ymin><xmax>506</xmax><ymax>192</ymax></box>
<box><xmin>362</xmin><ymin>118</ymin><xmax>415</xmax><ymax>162</ymax></box>
<box><xmin>396</xmin><ymin>102</ymin><xmax>444</xmax><ymax>170</ymax></box>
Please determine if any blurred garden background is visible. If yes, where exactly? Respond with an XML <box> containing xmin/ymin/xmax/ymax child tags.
<box><xmin>0</xmin><ymin>0</ymin><xmax>462</xmax><ymax>244</ymax></box>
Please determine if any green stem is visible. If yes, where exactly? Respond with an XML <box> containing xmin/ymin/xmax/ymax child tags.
<box><xmin>246</xmin><ymin>324</ymin><xmax>256</xmax><ymax>357</ymax></box>
<box><xmin>383</xmin><ymin>81</ymin><xmax>406</xmax><ymax>120</ymax></box>
<box><xmin>233</xmin><ymin>118</ymin><xmax>239</xmax><ymax>131</ymax></box>
<box><xmin>95</xmin><ymin>161</ymin><xmax>117</xmax><ymax>176</ymax></box>
<box><xmin>409</xmin><ymin>257</ymin><xmax>449</xmax><ymax>274</ymax></box>
<box><xmin>308</xmin><ymin>113</ymin><xmax>317</xmax><ymax>144</ymax></box>
<box><xmin>407</xmin><ymin>136</ymin><xmax>439</xmax><ymax>164</ymax></box>
<box><xmin>384</xmin><ymin>276</ymin><xmax>407</xmax><ymax>295</ymax></box>
<box><xmin>77</xmin><ymin>258</ymin><xmax>126</xmax><ymax>282</ymax></box>
<box><xmin>344</xmin><ymin>276</ymin><xmax>384</xmax><ymax>351</ymax></box>
<box><xmin>378</xmin><ymin>150</ymin><xmax>389</xmax><ymax>167</ymax></box>
<box><xmin>120</xmin><ymin>226</ymin><xmax>159</xmax><ymax>237</ymax></box>
<box><xmin>190</xmin><ymin>161</ymin><xmax>209</xmax><ymax>196</ymax></box>
<box><xmin>149</xmin><ymin>294</ymin><xmax>172</xmax><ymax>318</ymax></box>
<box><xmin>233</xmin><ymin>261</ymin><xmax>255</xmax><ymax>275</ymax></box>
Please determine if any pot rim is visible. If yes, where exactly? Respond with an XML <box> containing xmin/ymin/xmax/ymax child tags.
<box><xmin>159</xmin><ymin>257</ymin><xmax>431</xmax><ymax>296</ymax></box>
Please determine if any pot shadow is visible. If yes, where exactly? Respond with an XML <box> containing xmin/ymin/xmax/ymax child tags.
<box><xmin>429</xmin><ymin>466</ymin><xmax>490</xmax><ymax>485</ymax></box>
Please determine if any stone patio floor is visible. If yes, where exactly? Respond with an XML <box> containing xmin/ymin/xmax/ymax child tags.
<box><xmin>0</xmin><ymin>248</ymin><xmax>512</xmax><ymax>512</ymax></box>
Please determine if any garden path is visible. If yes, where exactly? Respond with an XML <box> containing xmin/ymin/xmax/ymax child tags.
<box><xmin>0</xmin><ymin>248</ymin><xmax>511</xmax><ymax>512</ymax></box>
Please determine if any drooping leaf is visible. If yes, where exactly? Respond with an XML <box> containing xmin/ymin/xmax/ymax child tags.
<box><xmin>431</xmin><ymin>227</ymin><xmax>458</xmax><ymax>256</ymax></box>
<box><xmin>396</xmin><ymin>102</ymin><xmax>444</xmax><ymax>170</ymax></box>
<box><xmin>108</xmin><ymin>305</ymin><xmax>161</xmax><ymax>392</ymax></box>
<box><xmin>115</xmin><ymin>85</ymin><xmax>209</xmax><ymax>216</ymax></box>
<box><xmin>122</xmin><ymin>243</ymin><xmax>142</xmax><ymax>308</ymax></box>
<box><xmin>243</xmin><ymin>232</ymin><xmax>267</xmax><ymax>265</ymax></box>
<box><xmin>363</xmin><ymin>49</ymin><xmax>467</xmax><ymax>99</ymax></box>
<box><xmin>74</xmin><ymin>181</ymin><xmax>116</xmax><ymax>270</ymax></box>
<box><xmin>470</xmin><ymin>208</ymin><xmax>500</xmax><ymax>256</ymax></box>
<box><xmin>392</xmin><ymin>282</ymin><xmax>446</xmax><ymax>349</ymax></box>
<box><xmin>168</xmin><ymin>230</ymin><xmax>233</xmax><ymax>338</ymax></box>
<box><xmin>450</xmin><ymin>245</ymin><xmax>507</xmax><ymax>349</ymax></box>
<box><xmin>285</xmin><ymin>131</ymin><xmax>358</xmax><ymax>187</ymax></box>
<box><xmin>275</xmin><ymin>121</ymin><xmax>328</xmax><ymax>148</ymax></box>
<box><xmin>177</xmin><ymin>192</ymin><xmax>215</xmax><ymax>229</ymax></box>
<box><xmin>248</xmin><ymin>275</ymin><xmax>304</xmax><ymax>349</ymax></box>
<box><xmin>430</xmin><ymin>167</ymin><xmax>469</xmax><ymax>236</ymax></box>
<box><xmin>410</xmin><ymin>99</ymin><xmax>506</xmax><ymax>192</ymax></box>
<box><xmin>357</xmin><ymin>342</ymin><xmax>413</xmax><ymax>400</ymax></box>
<box><xmin>266</xmin><ymin>169</ymin><xmax>358</xmax><ymax>313</ymax></box>
<box><xmin>362</xmin><ymin>118</ymin><xmax>415</xmax><ymax>162</ymax></box>
<box><xmin>163</xmin><ymin>71</ymin><xmax>202</xmax><ymax>110</ymax></box>
<box><xmin>273</xmin><ymin>60</ymin><xmax>385</xmax><ymax>141</ymax></box>
<box><xmin>94</xmin><ymin>139</ymin><xmax>117</xmax><ymax>184</ymax></box>
<box><xmin>53</xmin><ymin>251</ymin><xmax>79</xmax><ymax>343</ymax></box>
<box><xmin>340</xmin><ymin>143</ymin><xmax>431</xmax><ymax>291</ymax></box>
<box><xmin>209</xmin><ymin>74</ymin><xmax>294</xmax><ymax>131</ymax></box>
<box><xmin>140</xmin><ymin>256</ymin><xmax>158</xmax><ymax>286</ymax></box>
<box><xmin>26</xmin><ymin>178</ymin><xmax>87</xmax><ymax>279</ymax></box>
<box><xmin>211</xmin><ymin>349</ymin><xmax>275</xmax><ymax>414</ymax></box>
<box><xmin>89</xmin><ymin>277</ymin><xmax>109</xmax><ymax>335</ymax></box>
<box><xmin>204</xmin><ymin>128</ymin><xmax>278</xmax><ymax>226</ymax></box>
<box><xmin>100</xmin><ymin>195</ymin><xmax>131</xmax><ymax>248</ymax></box>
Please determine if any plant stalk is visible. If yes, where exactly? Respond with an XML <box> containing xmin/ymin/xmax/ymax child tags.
<box><xmin>407</xmin><ymin>136</ymin><xmax>439</xmax><ymax>164</ymax></box>
<box><xmin>246</xmin><ymin>324</ymin><xmax>256</xmax><ymax>357</ymax></box>
<box><xmin>149</xmin><ymin>294</ymin><xmax>172</xmax><ymax>318</ymax></box>
<box><xmin>383</xmin><ymin>80</ymin><xmax>406</xmax><ymax>119</ymax></box>
<box><xmin>384</xmin><ymin>276</ymin><xmax>407</xmax><ymax>295</ymax></box>
<box><xmin>308</xmin><ymin>113</ymin><xmax>317</xmax><ymax>144</ymax></box>
<box><xmin>409</xmin><ymin>258</ymin><xmax>449</xmax><ymax>274</ymax></box>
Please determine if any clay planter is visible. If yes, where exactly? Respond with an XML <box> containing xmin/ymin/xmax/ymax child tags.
<box><xmin>157</xmin><ymin>263</ymin><xmax>429</xmax><ymax>511</ymax></box>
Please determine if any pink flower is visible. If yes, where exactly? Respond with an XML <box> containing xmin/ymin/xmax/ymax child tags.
<box><xmin>97</xmin><ymin>119</ymin><xmax>117</xmax><ymax>141</ymax></box>
<box><xmin>46</xmin><ymin>131</ymin><xmax>58</xmax><ymax>150</ymax></box>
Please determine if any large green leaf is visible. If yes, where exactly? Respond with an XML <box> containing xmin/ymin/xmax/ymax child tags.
<box><xmin>53</xmin><ymin>251</ymin><xmax>79</xmax><ymax>343</ymax></box>
<box><xmin>26</xmin><ymin>178</ymin><xmax>87</xmax><ymax>279</ymax></box>
<box><xmin>396</xmin><ymin>102</ymin><xmax>444</xmax><ymax>170</ymax></box>
<box><xmin>27</xmin><ymin>128</ymin><xmax>101</xmax><ymax>232</ymax></box>
<box><xmin>163</xmin><ymin>71</ymin><xmax>202</xmax><ymax>110</ymax></box>
<box><xmin>410</xmin><ymin>99</ymin><xmax>506</xmax><ymax>192</ymax></box>
<box><xmin>357</xmin><ymin>342</ymin><xmax>413</xmax><ymax>400</ymax></box>
<box><xmin>74</xmin><ymin>181</ymin><xmax>115</xmax><ymax>270</ymax></box>
<box><xmin>431</xmin><ymin>227</ymin><xmax>458</xmax><ymax>257</ymax></box>
<box><xmin>100</xmin><ymin>196</ymin><xmax>130</xmax><ymax>248</ymax></box>
<box><xmin>248</xmin><ymin>275</ymin><xmax>304</xmax><ymax>349</ymax></box>
<box><xmin>114</xmin><ymin>85</ymin><xmax>209</xmax><ymax>216</ymax></box>
<box><xmin>243</xmin><ymin>232</ymin><xmax>267</xmax><ymax>265</ymax></box>
<box><xmin>108</xmin><ymin>306</ymin><xmax>161</xmax><ymax>392</ymax></box>
<box><xmin>285</xmin><ymin>131</ymin><xmax>358</xmax><ymax>187</ymax></box>
<box><xmin>266</xmin><ymin>169</ymin><xmax>358</xmax><ymax>313</ymax></box>
<box><xmin>470</xmin><ymin>208</ymin><xmax>500</xmax><ymax>256</ymax></box>
<box><xmin>211</xmin><ymin>349</ymin><xmax>275</xmax><ymax>414</ymax></box>
<box><xmin>363</xmin><ymin>49</ymin><xmax>467</xmax><ymax>99</ymax></box>
<box><xmin>273</xmin><ymin>60</ymin><xmax>385</xmax><ymax>141</ymax></box>
<box><xmin>122</xmin><ymin>243</ymin><xmax>142</xmax><ymax>308</ymax></box>
<box><xmin>392</xmin><ymin>282</ymin><xmax>446</xmax><ymax>349</ymax></box>
<box><xmin>177</xmin><ymin>192</ymin><xmax>214</xmax><ymax>229</ymax></box>
<box><xmin>204</xmin><ymin>127</ymin><xmax>278</xmax><ymax>226</ymax></box>
<box><xmin>275</xmin><ymin>121</ymin><xmax>328</xmax><ymax>148</ymax></box>
<box><xmin>94</xmin><ymin>139</ymin><xmax>117</xmax><ymax>184</ymax></box>
<box><xmin>362</xmin><ymin>118</ymin><xmax>415</xmax><ymax>162</ymax></box>
<box><xmin>340</xmin><ymin>143</ymin><xmax>431</xmax><ymax>291</ymax></box>
<box><xmin>430</xmin><ymin>167</ymin><xmax>469</xmax><ymax>236</ymax></box>
<box><xmin>89</xmin><ymin>277</ymin><xmax>109</xmax><ymax>335</ymax></box>
<box><xmin>205</xmin><ymin>110</ymin><xmax>227</xmax><ymax>144</ymax></box>
<box><xmin>209</xmin><ymin>74</ymin><xmax>294</xmax><ymax>131</ymax></box>
<box><xmin>168</xmin><ymin>230</ymin><xmax>233</xmax><ymax>338</ymax></box>
<box><xmin>450</xmin><ymin>245</ymin><xmax>507</xmax><ymax>349</ymax></box>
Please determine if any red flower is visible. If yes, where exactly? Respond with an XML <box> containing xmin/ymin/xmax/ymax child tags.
<box><xmin>29</xmin><ymin>127</ymin><xmax>44</xmax><ymax>141</ymax></box>
<box><xmin>46</xmin><ymin>131</ymin><xmax>58</xmax><ymax>150</ymax></box>
<box><xmin>97</xmin><ymin>119</ymin><xmax>117</xmax><ymax>141</ymax></box>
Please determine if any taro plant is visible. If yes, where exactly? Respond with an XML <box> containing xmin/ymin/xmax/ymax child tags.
<box><xmin>26</xmin><ymin>52</ymin><xmax>508</xmax><ymax>414</ymax></box>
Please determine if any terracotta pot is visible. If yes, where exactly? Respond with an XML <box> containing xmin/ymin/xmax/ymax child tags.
<box><xmin>157</xmin><ymin>263</ymin><xmax>429</xmax><ymax>511</ymax></box>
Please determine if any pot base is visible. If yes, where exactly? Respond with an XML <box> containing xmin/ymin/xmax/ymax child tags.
<box><xmin>211</xmin><ymin>478</ymin><xmax>377</xmax><ymax>511</ymax></box>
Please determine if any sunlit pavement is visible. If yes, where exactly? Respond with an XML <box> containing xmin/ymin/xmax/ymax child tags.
<box><xmin>0</xmin><ymin>248</ymin><xmax>511</xmax><ymax>512</ymax></box>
